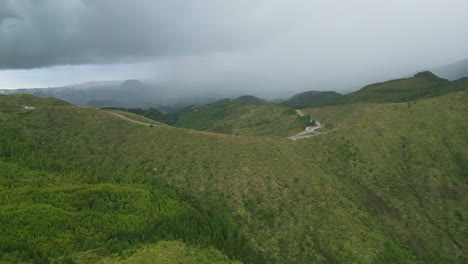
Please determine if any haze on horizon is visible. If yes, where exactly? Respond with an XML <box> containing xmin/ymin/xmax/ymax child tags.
<box><xmin>0</xmin><ymin>0</ymin><xmax>467</xmax><ymax>93</ymax></box>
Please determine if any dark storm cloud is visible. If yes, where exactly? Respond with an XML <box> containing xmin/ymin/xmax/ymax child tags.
<box><xmin>0</xmin><ymin>0</ymin><xmax>274</xmax><ymax>69</ymax></box>
<box><xmin>0</xmin><ymin>1</ymin><xmax>17</xmax><ymax>22</ymax></box>
<box><xmin>1</xmin><ymin>0</ymin><xmax>468</xmax><ymax>92</ymax></box>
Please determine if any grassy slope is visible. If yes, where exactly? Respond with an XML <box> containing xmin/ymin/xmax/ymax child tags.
<box><xmin>322</xmin><ymin>72</ymin><xmax>467</xmax><ymax>106</ymax></box>
<box><xmin>175</xmin><ymin>103</ymin><xmax>310</xmax><ymax>137</ymax></box>
<box><xmin>102</xmin><ymin>107</ymin><xmax>178</xmax><ymax>125</ymax></box>
<box><xmin>281</xmin><ymin>91</ymin><xmax>341</xmax><ymax>108</ymax></box>
<box><xmin>106</xmin><ymin>109</ymin><xmax>164</xmax><ymax>125</ymax></box>
<box><xmin>0</xmin><ymin>92</ymin><xmax>467</xmax><ymax>263</ymax></box>
<box><xmin>84</xmin><ymin>241</ymin><xmax>241</xmax><ymax>264</ymax></box>
<box><xmin>302</xmin><ymin>91</ymin><xmax>468</xmax><ymax>262</ymax></box>
<box><xmin>0</xmin><ymin>93</ymin><xmax>71</xmax><ymax>107</ymax></box>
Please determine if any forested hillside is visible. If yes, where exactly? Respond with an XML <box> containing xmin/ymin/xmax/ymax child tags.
<box><xmin>174</xmin><ymin>103</ymin><xmax>311</xmax><ymax>137</ymax></box>
<box><xmin>0</xmin><ymin>90</ymin><xmax>467</xmax><ymax>263</ymax></box>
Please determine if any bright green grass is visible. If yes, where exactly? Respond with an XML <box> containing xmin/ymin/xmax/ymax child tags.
<box><xmin>79</xmin><ymin>241</ymin><xmax>241</xmax><ymax>264</ymax></box>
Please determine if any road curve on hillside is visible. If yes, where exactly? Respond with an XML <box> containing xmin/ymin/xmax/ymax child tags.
<box><xmin>106</xmin><ymin>111</ymin><xmax>161</xmax><ymax>127</ymax></box>
<box><xmin>288</xmin><ymin>110</ymin><xmax>321</xmax><ymax>140</ymax></box>
<box><xmin>106</xmin><ymin>109</ymin><xmax>318</xmax><ymax>139</ymax></box>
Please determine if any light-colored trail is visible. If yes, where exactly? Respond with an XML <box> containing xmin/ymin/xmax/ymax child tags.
<box><xmin>288</xmin><ymin>110</ymin><xmax>321</xmax><ymax>140</ymax></box>
<box><xmin>106</xmin><ymin>109</ymin><xmax>318</xmax><ymax>140</ymax></box>
<box><xmin>106</xmin><ymin>111</ymin><xmax>161</xmax><ymax>127</ymax></box>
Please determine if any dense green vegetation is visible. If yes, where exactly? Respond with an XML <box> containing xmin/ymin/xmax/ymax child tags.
<box><xmin>104</xmin><ymin>98</ymin><xmax>308</xmax><ymax>137</ymax></box>
<box><xmin>0</xmin><ymin>88</ymin><xmax>467</xmax><ymax>263</ymax></box>
<box><xmin>0</xmin><ymin>97</ymin><xmax>261</xmax><ymax>263</ymax></box>
<box><xmin>304</xmin><ymin>92</ymin><xmax>468</xmax><ymax>262</ymax></box>
<box><xmin>0</xmin><ymin>162</ymin><xmax>249</xmax><ymax>263</ymax></box>
<box><xmin>174</xmin><ymin>103</ymin><xmax>310</xmax><ymax>137</ymax></box>
<box><xmin>103</xmin><ymin>107</ymin><xmax>177</xmax><ymax>125</ymax></box>
<box><xmin>321</xmin><ymin>71</ymin><xmax>467</xmax><ymax>105</ymax></box>
<box><xmin>80</xmin><ymin>241</ymin><xmax>241</xmax><ymax>264</ymax></box>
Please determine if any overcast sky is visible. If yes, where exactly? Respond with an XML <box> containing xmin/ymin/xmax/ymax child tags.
<box><xmin>0</xmin><ymin>0</ymin><xmax>467</xmax><ymax>91</ymax></box>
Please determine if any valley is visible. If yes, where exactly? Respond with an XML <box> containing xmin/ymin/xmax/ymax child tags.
<box><xmin>1</xmin><ymin>2</ymin><xmax>467</xmax><ymax>263</ymax></box>
<box><xmin>1</xmin><ymin>74</ymin><xmax>467</xmax><ymax>263</ymax></box>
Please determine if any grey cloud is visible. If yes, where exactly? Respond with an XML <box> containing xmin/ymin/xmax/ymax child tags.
<box><xmin>0</xmin><ymin>1</ymin><xmax>17</xmax><ymax>23</ymax></box>
<box><xmin>1</xmin><ymin>0</ymin><xmax>468</xmax><ymax>93</ymax></box>
<box><xmin>0</xmin><ymin>0</ymin><xmax>276</xmax><ymax>69</ymax></box>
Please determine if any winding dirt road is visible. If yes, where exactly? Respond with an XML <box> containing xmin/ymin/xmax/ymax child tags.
<box><xmin>106</xmin><ymin>111</ymin><xmax>161</xmax><ymax>127</ymax></box>
<box><xmin>288</xmin><ymin>110</ymin><xmax>321</xmax><ymax>140</ymax></box>
<box><xmin>106</xmin><ymin>109</ymin><xmax>318</xmax><ymax>140</ymax></box>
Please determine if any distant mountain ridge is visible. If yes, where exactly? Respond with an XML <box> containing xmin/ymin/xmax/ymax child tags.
<box><xmin>233</xmin><ymin>95</ymin><xmax>267</xmax><ymax>105</ymax></box>
<box><xmin>428</xmin><ymin>58</ymin><xmax>468</xmax><ymax>80</ymax></box>
<box><xmin>2</xmin><ymin>58</ymin><xmax>468</xmax><ymax>110</ymax></box>
<box><xmin>281</xmin><ymin>90</ymin><xmax>341</xmax><ymax>108</ymax></box>
<box><xmin>0</xmin><ymin>80</ymin><xmax>262</xmax><ymax>111</ymax></box>
<box><xmin>317</xmin><ymin>71</ymin><xmax>467</xmax><ymax>106</ymax></box>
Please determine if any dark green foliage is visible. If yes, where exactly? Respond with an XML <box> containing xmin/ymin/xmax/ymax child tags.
<box><xmin>320</xmin><ymin>71</ymin><xmax>468</xmax><ymax>106</ymax></box>
<box><xmin>297</xmin><ymin>114</ymin><xmax>312</xmax><ymax>127</ymax></box>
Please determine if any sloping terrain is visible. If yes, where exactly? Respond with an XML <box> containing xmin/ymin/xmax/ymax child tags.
<box><xmin>174</xmin><ymin>103</ymin><xmax>311</xmax><ymax>137</ymax></box>
<box><xmin>103</xmin><ymin>107</ymin><xmax>177</xmax><ymax>125</ymax></box>
<box><xmin>232</xmin><ymin>95</ymin><xmax>267</xmax><ymax>105</ymax></box>
<box><xmin>281</xmin><ymin>90</ymin><xmax>341</xmax><ymax>108</ymax></box>
<box><xmin>322</xmin><ymin>71</ymin><xmax>467</xmax><ymax>106</ymax></box>
<box><xmin>0</xmin><ymin>90</ymin><xmax>467</xmax><ymax>263</ymax></box>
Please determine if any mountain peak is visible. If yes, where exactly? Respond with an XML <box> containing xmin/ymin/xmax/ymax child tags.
<box><xmin>234</xmin><ymin>95</ymin><xmax>267</xmax><ymax>105</ymax></box>
<box><xmin>120</xmin><ymin>80</ymin><xmax>145</xmax><ymax>88</ymax></box>
<box><xmin>413</xmin><ymin>71</ymin><xmax>440</xmax><ymax>80</ymax></box>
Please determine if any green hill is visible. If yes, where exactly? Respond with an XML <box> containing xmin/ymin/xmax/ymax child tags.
<box><xmin>103</xmin><ymin>107</ymin><xmax>177</xmax><ymax>125</ymax></box>
<box><xmin>0</xmin><ymin>93</ymin><xmax>70</xmax><ymax>107</ymax></box>
<box><xmin>174</xmin><ymin>102</ymin><xmax>311</xmax><ymax>137</ymax></box>
<box><xmin>281</xmin><ymin>90</ymin><xmax>341</xmax><ymax>108</ymax></box>
<box><xmin>0</xmin><ymin>90</ymin><xmax>467</xmax><ymax>263</ymax></box>
<box><xmin>233</xmin><ymin>95</ymin><xmax>267</xmax><ymax>105</ymax></box>
<box><xmin>323</xmin><ymin>71</ymin><xmax>467</xmax><ymax>105</ymax></box>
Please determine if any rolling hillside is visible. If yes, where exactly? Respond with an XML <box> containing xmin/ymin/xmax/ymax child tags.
<box><xmin>174</xmin><ymin>103</ymin><xmax>311</xmax><ymax>137</ymax></box>
<box><xmin>232</xmin><ymin>95</ymin><xmax>267</xmax><ymax>105</ymax></box>
<box><xmin>321</xmin><ymin>71</ymin><xmax>467</xmax><ymax>106</ymax></box>
<box><xmin>0</xmin><ymin>90</ymin><xmax>467</xmax><ymax>263</ymax></box>
<box><xmin>281</xmin><ymin>90</ymin><xmax>341</xmax><ymax>108</ymax></box>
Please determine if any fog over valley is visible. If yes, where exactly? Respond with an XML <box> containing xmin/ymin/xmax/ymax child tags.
<box><xmin>1</xmin><ymin>0</ymin><xmax>467</xmax><ymax>102</ymax></box>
